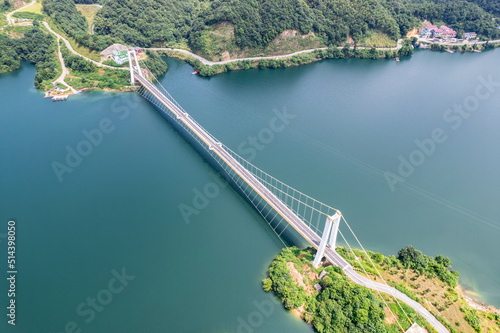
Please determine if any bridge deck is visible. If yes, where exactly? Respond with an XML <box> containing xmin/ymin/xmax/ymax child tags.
<box><xmin>134</xmin><ymin>72</ymin><xmax>448</xmax><ymax>333</ymax></box>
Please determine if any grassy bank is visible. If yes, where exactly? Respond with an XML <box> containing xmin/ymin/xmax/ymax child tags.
<box><xmin>60</xmin><ymin>43</ymin><xmax>131</xmax><ymax>91</ymax></box>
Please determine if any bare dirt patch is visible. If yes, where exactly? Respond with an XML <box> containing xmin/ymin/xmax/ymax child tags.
<box><xmin>13</xmin><ymin>21</ymin><xmax>32</xmax><ymax>26</ymax></box>
<box><xmin>291</xmin><ymin>304</ymin><xmax>306</xmax><ymax>318</ymax></box>
<box><xmin>278</xmin><ymin>29</ymin><xmax>298</xmax><ymax>40</ymax></box>
<box><xmin>384</xmin><ymin>306</ymin><xmax>399</xmax><ymax>325</ymax></box>
<box><xmin>286</xmin><ymin>262</ymin><xmax>318</xmax><ymax>296</ymax></box>
<box><xmin>221</xmin><ymin>50</ymin><xmax>230</xmax><ymax>61</ymax></box>
<box><xmin>12</xmin><ymin>0</ymin><xmax>28</xmax><ymax>10</ymax></box>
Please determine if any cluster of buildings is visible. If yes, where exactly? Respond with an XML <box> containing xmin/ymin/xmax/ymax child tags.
<box><xmin>420</xmin><ymin>24</ymin><xmax>479</xmax><ymax>41</ymax></box>
<box><xmin>99</xmin><ymin>44</ymin><xmax>144</xmax><ymax>65</ymax></box>
<box><xmin>420</xmin><ymin>25</ymin><xmax>457</xmax><ymax>38</ymax></box>
<box><xmin>463</xmin><ymin>32</ymin><xmax>477</xmax><ymax>40</ymax></box>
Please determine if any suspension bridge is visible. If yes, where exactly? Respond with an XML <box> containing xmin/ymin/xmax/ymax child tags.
<box><xmin>128</xmin><ymin>51</ymin><xmax>449</xmax><ymax>333</ymax></box>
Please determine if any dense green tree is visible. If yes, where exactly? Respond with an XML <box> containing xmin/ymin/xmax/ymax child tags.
<box><xmin>398</xmin><ymin>245</ymin><xmax>422</xmax><ymax>265</ymax></box>
<box><xmin>0</xmin><ymin>26</ymin><xmax>59</xmax><ymax>88</ymax></box>
<box><xmin>0</xmin><ymin>0</ymin><xmax>11</xmax><ymax>12</ymax></box>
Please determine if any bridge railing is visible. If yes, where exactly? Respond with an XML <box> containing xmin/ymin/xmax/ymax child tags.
<box><xmin>136</xmin><ymin>81</ymin><xmax>299</xmax><ymax>244</ymax></box>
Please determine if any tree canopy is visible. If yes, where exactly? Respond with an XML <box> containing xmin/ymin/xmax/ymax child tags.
<box><xmin>0</xmin><ymin>25</ymin><xmax>59</xmax><ymax>88</ymax></box>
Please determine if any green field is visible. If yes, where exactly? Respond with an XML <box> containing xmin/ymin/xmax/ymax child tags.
<box><xmin>18</xmin><ymin>1</ymin><xmax>43</xmax><ymax>15</ymax></box>
<box><xmin>359</xmin><ymin>30</ymin><xmax>398</xmax><ymax>48</ymax></box>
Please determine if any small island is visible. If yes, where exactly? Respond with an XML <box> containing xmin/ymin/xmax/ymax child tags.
<box><xmin>263</xmin><ymin>246</ymin><xmax>500</xmax><ymax>333</ymax></box>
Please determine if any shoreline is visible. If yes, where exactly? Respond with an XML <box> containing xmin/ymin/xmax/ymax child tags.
<box><xmin>146</xmin><ymin>36</ymin><xmax>500</xmax><ymax>67</ymax></box>
<box><xmin>158</xmin><ymin>44</ymin><xmax>499</xmax><ymax>78</ymax></box>
<box><xmin>458</xmin><ymin>284</ymin><xmax>500</xmax><ymax>314</ymax></box>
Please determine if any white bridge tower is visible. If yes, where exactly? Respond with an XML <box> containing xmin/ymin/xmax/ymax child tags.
<box><xmin>312</xmin><ymin>211</ymin><xmax>342</xmax><ymax>268</ymax></box>
<box><xmin>128</xmin><ymin>48</ymin><xmax>143</xmax><ymax>85</ymax></box>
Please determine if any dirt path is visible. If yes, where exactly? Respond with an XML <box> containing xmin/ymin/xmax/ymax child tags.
<box><xmin>52</xmin><ymin>38</ymin><xmax>77</xmax><ymax>93</ymax></box>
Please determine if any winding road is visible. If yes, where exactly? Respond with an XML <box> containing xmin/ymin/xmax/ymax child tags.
<box><xmin>0</xmin><ymin>0</ymin><xmax>36</xmax><ymax>31</ymax></box>
<box><xmin>52</xmin><ymin>38</ymin><xmax>76</xmax><ymax>93</ymax></box>
<box><xmin>42</xmin><ymin>21</ymin><xmax>128</xmax><ymax>70</ymax></box>
<box><xmin>146</xmin><ymin>40</ymin><xmax>402</xmax><ymax>67</ymax></box>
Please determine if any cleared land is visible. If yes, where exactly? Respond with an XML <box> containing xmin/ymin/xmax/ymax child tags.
<box><xmin>75</xmin><ymin>4</ymin><xmax>100</xmax><ymax>34</ymax></box>
<box><xmin>338</xmin><ymin>248</ymin><xmax>500</xmax><ymax>333</ymax></box>
<box><xmin>18</xmin><ymin>1</ymin><xmax>42</xmax><ymax>14</ymax></box>
<box><xmin>203</xmin><ymin>22</ymin><xmax>325</xmax><ymax>61</ymax></box>
<box><xmin>360</xmin><ymin>30</ymin><xmax>398</xmax><ymax>48</ymax></box>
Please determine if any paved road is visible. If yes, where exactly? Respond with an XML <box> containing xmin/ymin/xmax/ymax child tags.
<box><xmin>325</xmin><ymin>248</ymin><xmax>448</xmax><ymax>333</ymax></box>
<box><xmin>52</xmin><ymin>38</ymin><xmax>77</xmax><ymax>93</ymax></box>
<box><xmin>0</xmin><ymin>0</ymin><xmax>36</xmax><ymax>30</ymax></box>
<box><xmin>134</xmin><ymin>71</ymin><xmax>449</xmax><ymax>333</ymax></box>
<box><xmin>418</xmin><ymin>37</ymin><xmax>500</xmax><ymax>46</ymax></box>
<box><xmin>146</xmin><ymin>42</ymin><xmax>402</xmax><ymax>66</ymax></box>
<box><xmin>42</xmin><ymin>21</ymin><xmax>128</xmax><ymax>70</ymax></box>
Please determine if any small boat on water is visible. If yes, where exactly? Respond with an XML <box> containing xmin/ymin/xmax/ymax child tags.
<box><xmin>52</xmin><ymin>95</ymin><xmax>68</xmax><ymax>102</ymax></box>
<box><xmin>192</xmin><ymin>70</ymin><xmax>198</xmax><ymax>75</ymax></box>
<box><xmin>395</xmin><ymin>57</ymin><xmax>400</xmax><ymax>62</ymax></box>
<box><xmin>446</xmin><ymin>50</ymin><xmax>454</xmax><ymax>54</ymax></box>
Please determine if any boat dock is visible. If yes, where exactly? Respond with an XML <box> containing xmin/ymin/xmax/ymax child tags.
<box><xmin>52</xmin><ymin>95</ymin><xmax>68</xmax><ymax>101</ymax></box>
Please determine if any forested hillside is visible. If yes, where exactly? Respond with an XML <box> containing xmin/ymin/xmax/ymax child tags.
<box><xmin>0</xmin><ymin>22</ymin><xmax>59</xmax><ymax>89</ymax></box>
<box><xmin>92</xmin><ymin>0</ymin><xmax>499</xmax><ymax>52</ymax></box>
<box><xmin>464</xmin><ymin>0</ymin><xmax>500</xmax><ymax>16</ymax></box>
<box><xmin>42</xmin><ymin>0</ymin><xmax>115</xmax><ymax>50</ymax></box>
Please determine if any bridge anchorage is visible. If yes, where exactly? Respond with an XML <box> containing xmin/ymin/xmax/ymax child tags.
<box><xmin>128</xmin><ymin>54</ymin><xmax>450</xmax><ymax>333</ymax></box>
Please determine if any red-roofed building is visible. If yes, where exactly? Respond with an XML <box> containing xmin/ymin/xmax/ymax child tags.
<box><xmin>442</xmin><ymin>30</ymin><xmax>456</xmax><ymax>37</ymax></box>
<box><xmin>439</xmin><ymin>25</ymin><xmax>457</xmax><ymax>38</ymax></box>
<box><xmin>432</xmin><ymin>29</ymin><xmax>443</xmax><ymax>37</ymax></box>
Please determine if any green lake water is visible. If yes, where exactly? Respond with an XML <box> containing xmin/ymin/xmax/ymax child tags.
<box><xmin>1</xmin><ymin>49</ymin><xmax>500</xmax><ymax>332</ymax></box>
